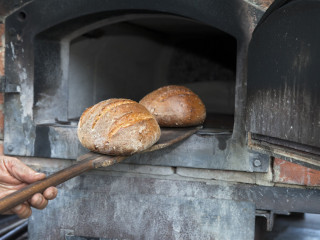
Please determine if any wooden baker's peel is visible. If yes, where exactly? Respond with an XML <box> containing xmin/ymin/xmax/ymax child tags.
<box><xmin>0</xmin><ymin>126</ymin><xmax>200</xmax><ymax>214</ymax></box>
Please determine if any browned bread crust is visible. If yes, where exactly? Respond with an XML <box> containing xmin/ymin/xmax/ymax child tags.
<box><xmin>77</xmin><ymin>99</ymin><xmax>161</xmax><ymax>155</ymax></box>
<box><xmin>139</xmin><ymin>85</ymin><xmax>206</xmax><ymax>127</ymax></box>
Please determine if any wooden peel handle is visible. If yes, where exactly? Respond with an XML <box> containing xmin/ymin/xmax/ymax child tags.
<box><xmin>0</xmin><ymin>154</ymin><xmax>99</xmax><ymax>214</ymax></box>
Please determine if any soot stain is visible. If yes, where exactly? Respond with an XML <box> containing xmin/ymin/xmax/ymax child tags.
<box><xmin>216</xmin><ymin>135</ymin><xmax>227</xmax><ymax>150</ymax></box>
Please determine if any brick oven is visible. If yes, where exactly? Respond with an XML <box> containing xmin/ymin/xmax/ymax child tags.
<box><xmin>1</xmin><ymin>0</ymin><xmax>320</xmax><ymax>239</ymax></box>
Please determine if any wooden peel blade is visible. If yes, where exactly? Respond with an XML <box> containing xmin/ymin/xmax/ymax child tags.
<box><xmin>0</xmin><ymin>126</ymin><xmax>201</xmax><ymax>214</ymax></box>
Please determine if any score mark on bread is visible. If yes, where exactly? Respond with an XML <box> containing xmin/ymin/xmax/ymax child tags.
<box><xmin>77</xmin><ymin>99</ymin><xmax>161</xmax><ymax>155</ymax></box>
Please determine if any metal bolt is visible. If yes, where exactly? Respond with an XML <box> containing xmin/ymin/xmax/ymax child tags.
<box><xmin>253</xmin><ymin>159</ymin><xmax>262</xmax><ymax>167</ymax></box>
<box><xmin>7</xmin><ymin>145</ymin><xmax>14</xmax><ymax>152</ymax></box>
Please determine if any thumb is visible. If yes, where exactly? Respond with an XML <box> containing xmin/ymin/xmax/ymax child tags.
<box><xmin>5</xmin><ymin>157</ymin><xmax>46</xmax><ymax>183</ymax></box>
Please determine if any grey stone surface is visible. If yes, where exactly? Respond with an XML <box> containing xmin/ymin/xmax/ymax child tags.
<box><xmin>29</xmin><ymin>176</ymin><xmax>255</xmax><ymax>240</ymax></box>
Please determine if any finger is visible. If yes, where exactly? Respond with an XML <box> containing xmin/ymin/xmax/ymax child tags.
<box><xmin>4</xmin><ymin>157</ymin><xmax>46</xmax><ymax>183</ymax></box>
<box><xmin>29</xmin><ymin>193</ymin><xmax>48</xmax><ymax>210</ymax></box>
<box><xmin>11</xmin><ymin>203</ymin><xmax>32</xmax><ymax>219</ymax></box>
<box><xmin>43</xmin><ymin>186</ymin><xmax>58</xmax><ymax>200</ymax></box>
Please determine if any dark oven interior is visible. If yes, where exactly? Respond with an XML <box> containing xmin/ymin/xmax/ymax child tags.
<box><xmin>35</xmin><ymin>15</ymin><xmax>237</xmax><ymax>130</ymax></box>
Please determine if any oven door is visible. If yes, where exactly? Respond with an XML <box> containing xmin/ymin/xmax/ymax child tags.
<box><xmin>247</xmin><ymin>0</ymin><xmax>320</xmax><ymax>167</ymax></box>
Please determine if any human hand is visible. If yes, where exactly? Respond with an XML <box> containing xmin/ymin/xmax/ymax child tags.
<box><xmin>0</xmin><ymin>156</ymin><xmax>58</xmax><ymax>218</ymax></box>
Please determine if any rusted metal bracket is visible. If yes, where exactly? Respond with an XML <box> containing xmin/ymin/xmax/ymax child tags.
<box><xmin>256</xmin><ymin>210</ymin><xmax>291</xmax><ymax>232</ymax></box>
<box><xmin>256</xmin><ymin>210</ymin><xmax>275</xmax><ymax>231</ymax></box>
<box><xmin>256</xmin><ymin>210</ymin><xmax>294</xmax><ymax>232</ymax></box>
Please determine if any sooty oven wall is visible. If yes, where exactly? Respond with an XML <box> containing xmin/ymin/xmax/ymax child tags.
<box><xmin>4</xmin><ymin>0</ymin><xmax>267</xmax><ymax>173</ymax></box>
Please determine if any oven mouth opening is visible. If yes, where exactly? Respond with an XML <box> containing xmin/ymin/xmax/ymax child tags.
<box><xmin>33</xmin><ymin>14</ymin><xmax>237</xmax><ymax>133</ymax></box>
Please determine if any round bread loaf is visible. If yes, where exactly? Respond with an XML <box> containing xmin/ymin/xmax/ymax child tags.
<box><xmin>139</xmin><ymin>85</ymin><xmax>206</xmax><ymax>127</ymax></box>
<box><xmin>77</xmin><ymin>99</ymin><xmax>161</xmax><ymax>155</ymax></box>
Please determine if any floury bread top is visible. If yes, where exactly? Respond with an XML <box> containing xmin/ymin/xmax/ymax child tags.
<box><xmin>77</xmin><ymin>99</ymin><xmax>161</xmax><ymax>155</ymax></box>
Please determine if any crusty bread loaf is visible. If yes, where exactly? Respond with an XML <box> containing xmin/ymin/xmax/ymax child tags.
<box><xmin>77</xmin><ymin>99</ymin><xmax>161</xmax><ymax>155</ymax></box>
<box><xmin>139</xmin><ymin>85</ymin><xmax>206</xmax><ymax>127</ymax></box>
